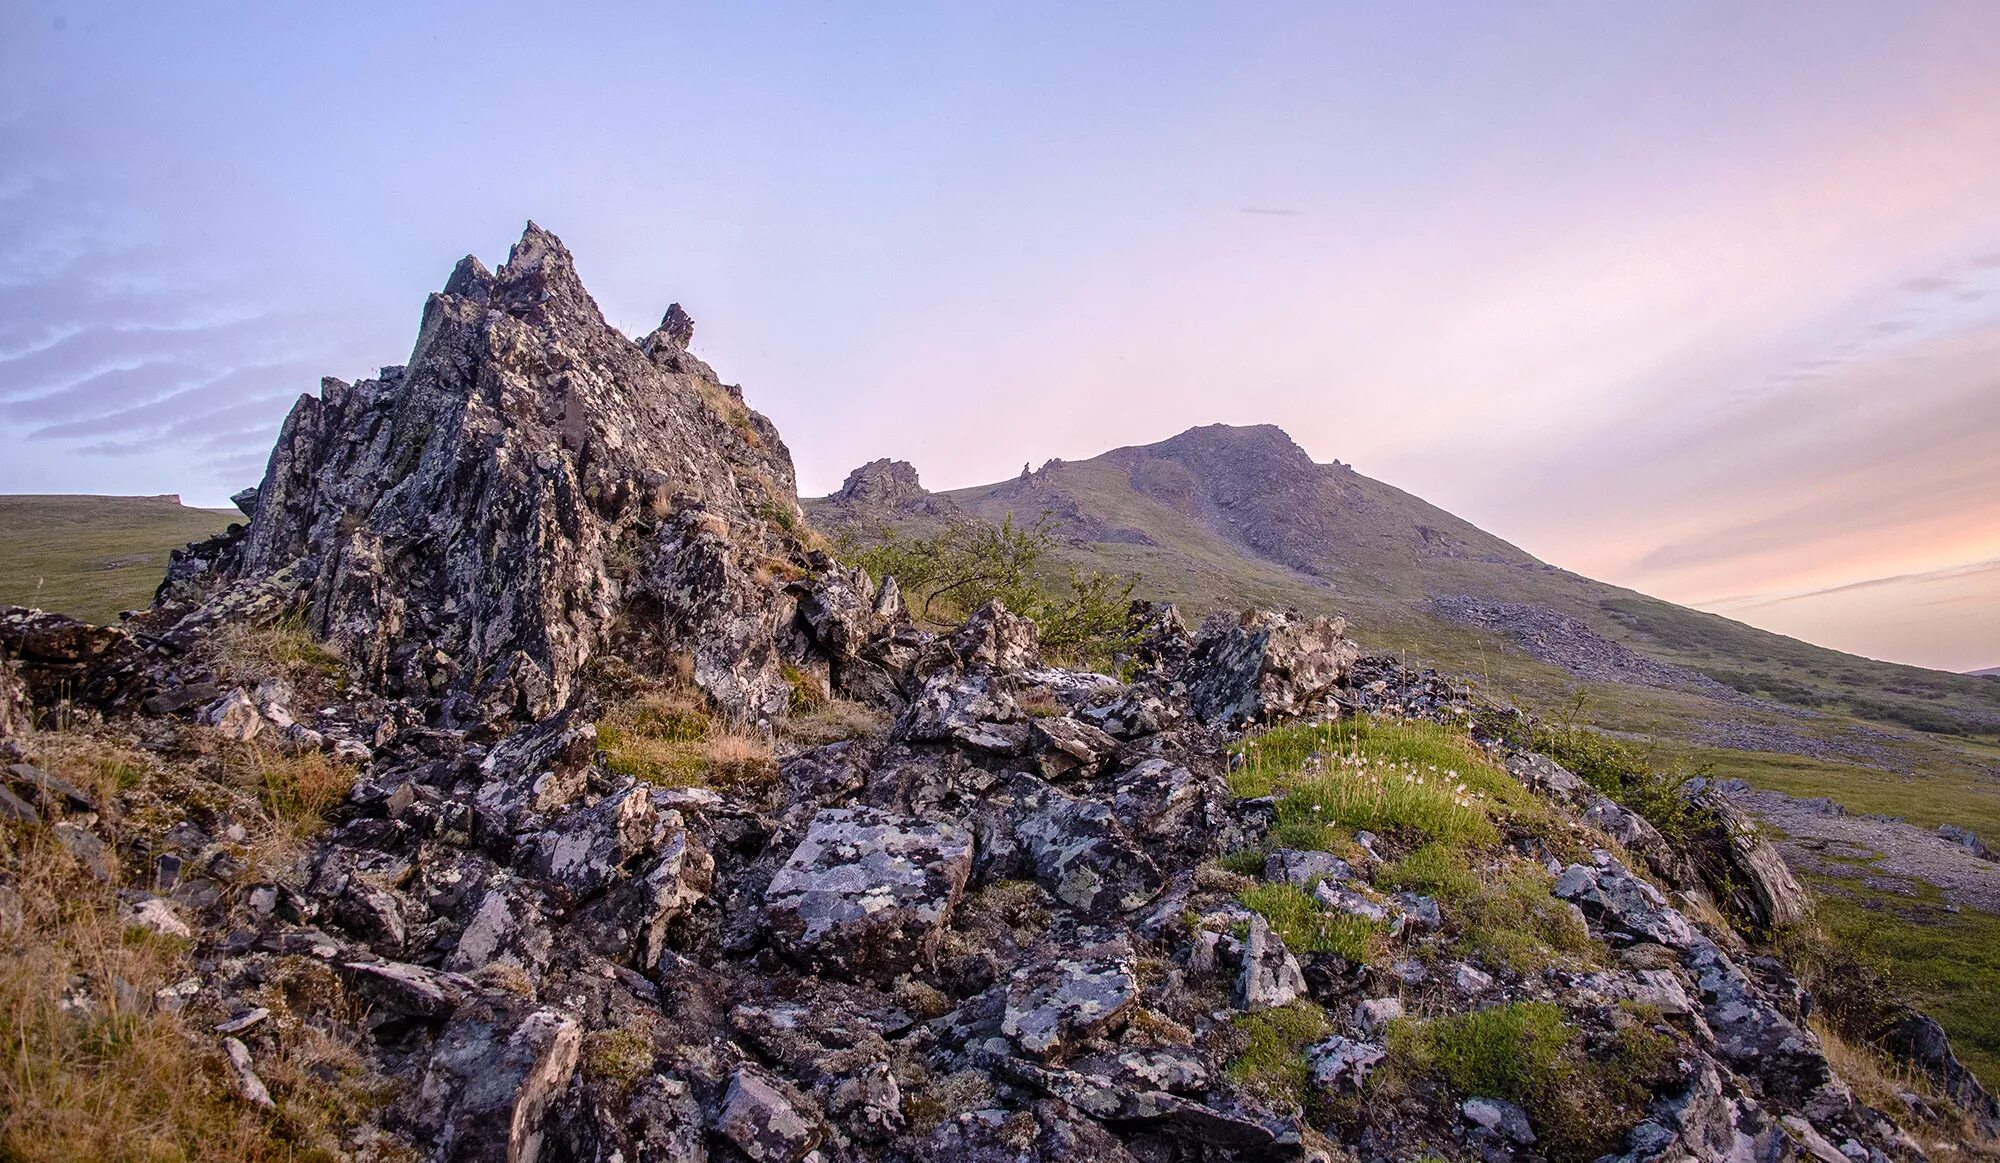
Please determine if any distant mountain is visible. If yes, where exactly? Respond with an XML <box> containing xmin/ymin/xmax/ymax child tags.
<box><xmin>1973</xmin><ymin>666</ymin><xmax>2000</xmax><ymax>678</ymax></box>
<box><xmin>810</xmin><ymin>424</ymin><xmax>2000</xmax><ymax>742</ymax></box>
<box><xmin>0</xmin><ymin>494</ymin><xmax>240</xmax><ymax>624</ymax></box>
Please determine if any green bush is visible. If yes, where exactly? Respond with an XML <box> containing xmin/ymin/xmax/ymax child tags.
<box><xmin>836</xmin><ymin>515</ymin><xmax>1139</xmax><ymax>668</ymax></box>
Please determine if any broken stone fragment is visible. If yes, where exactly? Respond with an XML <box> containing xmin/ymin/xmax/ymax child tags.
<box><xmin>765</xmin><ymin>806</ymin><xmax>973</xmax><ymax>981</ymax></box>
<box><xmin>1463</xmin><ymin>1095</ymin><xmax>1536</xmax><ymax>1145</ymax></box>
<box><xmin>122</xmin><ymin>897</ymin><xmax>192</xmax><ymax>939</ymax></box>
<box><xmin>1354</xmin><ymin>996</ymin><xmax>1404</xmax><ymax>1034</ymax></box>
<box><xmin>1307</xmin><ymin>1035</ymin><xmax>1386</xmax><ymax>1094</ymax></box>
<box><xmin>1028</xmin><ymin>715</ymin><xmax>1119</xmax><ymax>780</ymax></box>
<box><xmin>1264</xmin><ymin>848</ymin><xmax>1354</xmax><ymax>886</ymax></box>
<box><xmin>418</xmin><ymin>1003</ymin><xmax>581</xmax><ymax>1163</ymax></box>
<box><xmin>1237</xmin><ymin>913</ymin><xmax>1307</xmax><ymax>1010</ymax></box>
<box><xmin>201</xmin><ymin>688</ymin><xmax>265</xmax><ymax>741</ymax></box>
<box><xmin>223</xmin><ymin>1036</ymin><xmax>275</xmax><ymax>1108</ymax></box>
<box><xmin>716</xmin><ymin>1065</ymin><xmax>824</xmax><ymax>1163</ymax></box>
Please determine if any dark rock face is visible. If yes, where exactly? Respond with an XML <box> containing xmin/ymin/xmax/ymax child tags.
<box><xmin>162</xmin><ymin>224</ymin><xmax>806</xmax><ymax>724</ymax></box>
<box><xmin>1180</xmin><ymin>608</ymin><xmax>1361</xmax><ymax>727</ymax></box>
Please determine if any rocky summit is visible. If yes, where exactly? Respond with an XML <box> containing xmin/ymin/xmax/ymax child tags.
<box><xmin>2</xmin><ymin>224</ymin><xmax>1995</xmax><ymax>1163</ymax></box>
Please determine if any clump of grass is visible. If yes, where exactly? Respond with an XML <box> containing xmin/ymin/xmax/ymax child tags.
<box><xmin>1218</xmin><ymin>846</ymin><xmax>1269</xmax><ymax>878</ymax></box>
<box><xmin>597</xmin><ymin>689</ymin><xmax>776</xmax><ymax>793</ymax></box>
<box><xmin>583</xmin><ymin>1021</ymin><xmax>658</xmax><ymax>1091</ymax></box>
<box><xmin>1378</xmin><ymin>842</ymin><xmax>1480</xmax><ymax>902</ymax></box>
<box><xmin>246</xmin><ymin>748</ymin><xmax>356</xmax><ymax>834</ymax></box>
<box><xmin>1231</xmin><ymin>716</ymin><xmax>1509</xmax><ymax>848</ymax></box>
<box><xmin>1386</xmin><ymin>1001</ymin><xmax>1572</xmax><ymax>1105</ymax></box>
<box><xmin>215</xmin><ymin>615</ymin><xmax>346</xmax><ymax>697</ymax></box>
<box><xmin>1229</xmin><ymin>1000</ymin><xmax>1330</xmax><ymax>1107</ymax></box>
<box><xmin>1017</xmin><ymin>689</ymin><xmax>1064</xmax><ymax>718</ymax></box>
<box><xmin>1239</xmin><ymin>883</ymin><xmax>1384</xmax><ymax>962</ymax></box>
<box><xmin>778</xmin><ymin>698</ymin><xmax>889</xmax><ymax>746</ymax></box>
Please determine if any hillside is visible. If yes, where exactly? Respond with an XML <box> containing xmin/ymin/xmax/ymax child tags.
<box><xmin>811</xmin><ymin>426</ymin><xmax>2000</xmax><ymax>1085</ymax></box>
<box><xmin>810</xmin><ymin>425</ymin><xmax>2000</xmax><ymax>744</ymax></box>
<box><xmin>0</xmin><ymin>494</ymin><xmax>241</xmax><ymax>624</ymax></box>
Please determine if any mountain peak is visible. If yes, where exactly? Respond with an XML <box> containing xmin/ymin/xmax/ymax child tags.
<box><xmin>1149</xmin><ymin>423</ymin><xmax>1316</xmax><ymax>472</ymax></box>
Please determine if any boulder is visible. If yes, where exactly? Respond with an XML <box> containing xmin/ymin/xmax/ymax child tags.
<box><xmin>1180</xmin><ymin>608</ymin><xmax>1360</xmax><ymax>728</ymax></box>
<box><xmin>1004</xmin><ymin>932</ymin><xmax>1140</xmax><ymax>1057</ymax></box>
<box><xmin>716</xmin><ymin>1066</ymin><xmax>824</xmax><ymax>1163</ymax></box>
<box><xmin>418</xmin><ymin>1003</ymin><xmax>582</xmax><ymax>1163</ymax></box>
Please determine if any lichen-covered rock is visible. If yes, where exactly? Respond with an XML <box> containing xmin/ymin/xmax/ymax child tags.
<box><xmin>765</xmin><ymin>806</ymin><xmax>973</xmax><ymax>980</ymax></box>
<box><xmin>1003</xmin><ymin>932</ymin><xmax>1140</xmax><ymax>1057</ymax></box>
<box><xmin>417</xmin><ymin>1002</ymin><xmax>581</xmax><ymax>1163</ymax></box>
<box><xmin>1010</xmin><ymin>777</ymin><xmax>1163</xmax><ymax>917</ymax></box>
<box><xmin>1554</xmin><ymin>857</ymin><xmax>1697</xmax><ymax>947</ymax></box>
<box><xmin>716</xmin><ymin>1065</ymin><xmax>824</xmax><ymax>1163</ymax></box>
<box><xmin>1180</xmin><ymin>607</ymin><xmax>1360</xmax><ymax>727</ymax></box>
<box><xmin>1237</xmin><ymin>913</ymin><xmax>1307</xmax><ymax>1010</ymax></box>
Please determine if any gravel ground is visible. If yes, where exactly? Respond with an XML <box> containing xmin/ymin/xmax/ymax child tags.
<box><xmin>1725</xmin><ymin>785</ymin><xmax>2000</xmax><ymax>914</ymax></box>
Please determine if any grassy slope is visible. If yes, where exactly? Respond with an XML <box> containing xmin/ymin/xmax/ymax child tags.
<box><xmin>0</xmin><ymin>495</ymin><xmax>239</xmax><ymax>624</ymax></box>
<box><xmin>810</xmin><ymin>437</ymin><xmax>2000</xmax><ymax>1089</ymax></box>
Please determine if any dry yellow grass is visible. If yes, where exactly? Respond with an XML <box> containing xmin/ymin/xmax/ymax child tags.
<box><xmin>597</xmin><ymin>688</ymin><xmax>778</xmax><ymax>793</ymax></box>
<box><xmin>779</xmin><ymin>698</ymin><xmax>890</xmax><ymax>747</ymax></box>
<box><xmin>0</xmin><ymin>724</ymin><xmax>391</xmax><ymax>1161</ymax></box>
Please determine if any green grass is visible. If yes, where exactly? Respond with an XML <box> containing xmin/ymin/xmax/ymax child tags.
<box><xmin>1231</xmin><ymin>716</ymin><xmax>1542</xmax><ymax>848</ymax></box>
<box><xmin>1228</xmin><ymin>1000</ymin><xmax>1330</xmax><ymax>1107</ymax></box>
<box><xmin>1385</xmin><ymin>1001</ymin><xmax>1572</xmax><ymax>1103</ymax></box>
<box><xmin>1239</xmin><ymin>882</ymin><xmax>1384</xmax><ymax>962</ymax></box>
<box><xmin>0</xmin><ymin>495</ymin><xmax>238</xmax><ymax>624</ymax></box>
<box><xmin>1806</xmin><ymin>874</ymin><xmax>2000</xmax><ymax>1090</ymax></box>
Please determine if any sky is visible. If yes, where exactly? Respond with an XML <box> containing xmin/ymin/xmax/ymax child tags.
<box><xmin>2</xmin><ymin>2</ymin><xmax>1998</xmax><ymax>672</ymax></box>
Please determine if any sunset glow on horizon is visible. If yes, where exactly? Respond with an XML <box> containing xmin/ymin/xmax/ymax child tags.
<box><xmin>3</xmin><ymin>2</ymin><xmax>1997</xmax><ymax>670</ymax></box>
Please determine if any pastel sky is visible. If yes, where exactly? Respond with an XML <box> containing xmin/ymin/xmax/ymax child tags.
<box><xmin>3</xmin><ymin>2</ymin><xmax>1997</xmax><ymax>671</ymax></box>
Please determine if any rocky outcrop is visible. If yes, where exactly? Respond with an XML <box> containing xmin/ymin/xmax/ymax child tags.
<box><xmin>6</xmin><ymin>225</ymin><xmax>1991</xmax><ymax>1163</ymax></box>
<box><xmin>141</xmin><ymin>223</ymin><xmax>811</xmax><ymax>725</ymax></box>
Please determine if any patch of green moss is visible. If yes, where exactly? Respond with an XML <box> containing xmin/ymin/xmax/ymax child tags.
<box><xmin>1239</xmin><ymin>882</ymin><xmax>1383</xmax><ymax>962</ymax></box>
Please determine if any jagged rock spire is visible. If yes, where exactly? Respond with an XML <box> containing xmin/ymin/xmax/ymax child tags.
<box><xmin>184</xmin><ymin>222</ymin><xmax>803</xmax><ymax>723</ymax></box>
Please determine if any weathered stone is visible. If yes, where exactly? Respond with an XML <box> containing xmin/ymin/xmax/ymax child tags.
<box><xmin>1010</xmin><ymin>779</ymin><xmax>1162</xmax><ymax>917</ymax></box>
<box><xmin>953</xmin><ymin>601</ymin><xmax>1042</xmax><ymax>672</ymax></box>
<box><xmin>223</xmin><ymin>1037</ymin><xmax>275</xmax><ymax>1108</ymax></box>
<box><xmin>1308</xmin><ymin>1035</ymin><xmax>1387</xmax><ymax>1094</ymax></box>
<box><xmin>201</xmin><ymin>688</ymin><xmax>265</xmax><ymax>741</ymax></box>
<box><xmin>1264</xmin><ymin>848</ymin><xmax>1354</xmax><ymax>886</ymax></box>
<box><xmin>339</xmin><ymin>959</ymin><xmax>477</xmax><ymax>1019</ymax></box>
<box><xmin>1237</xmin><ymin>914</ymin><xmax>1307</xmax><ymax>1010</ymax></box>
<box><xmin>716</xmin><ymin>1065</ymin><xmax>823</xmax><ymax>1163</ymax></box>
<box><xmin>122</xmin><ymin>897</ymin><xmax>192</xmax><ymax>939</ymax></box>
<box><xmin>1463</xmin><ymin>1096</ymin><xmax>1536</xmax><ymax>1145</ymax></box>
<box><xmin>765</xmin><ymin>806</ymin><xmax>972</xmax><ymax>980</ymax></box>
<box><xmin>1180</xmin><ymin>608</ymin><xmax>1360</xmax><ymax>727</ymax></box>
<box><xmin>419</xmin><ymin>1002</ymin><xmax>581</xmax><ymax>1163</ymax></box>
<box><xmin>1354</xmin><ymin>996</ymin><xmax>1404</xmax><ymax>1034</ymax></box>
<box><xmin>1028</xmin><ymin>715</ymin><xmax>1119</xmax><ymax>780</ymax></box>
<box><xmin>1004</xmin><ymin>933</ymin><xmax>1139</xmax><ymax>1057</ymax></box>
<box><xmin>1554</xmin><ymin>859</ymin><xmax>1696</xmax><ymax>947</ymax></box>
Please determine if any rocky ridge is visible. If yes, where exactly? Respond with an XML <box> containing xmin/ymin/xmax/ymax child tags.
<box><xmin>2</xmin><ymin>225</ymin><xmax>1995</xmax><ymax>1163</ymax></box>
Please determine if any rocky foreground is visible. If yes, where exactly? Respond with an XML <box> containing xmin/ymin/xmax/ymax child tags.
<box><xmin>2</xmin><ymin>225</ymin><xmax>1997</xmax><ymax>1163</ymax></box>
